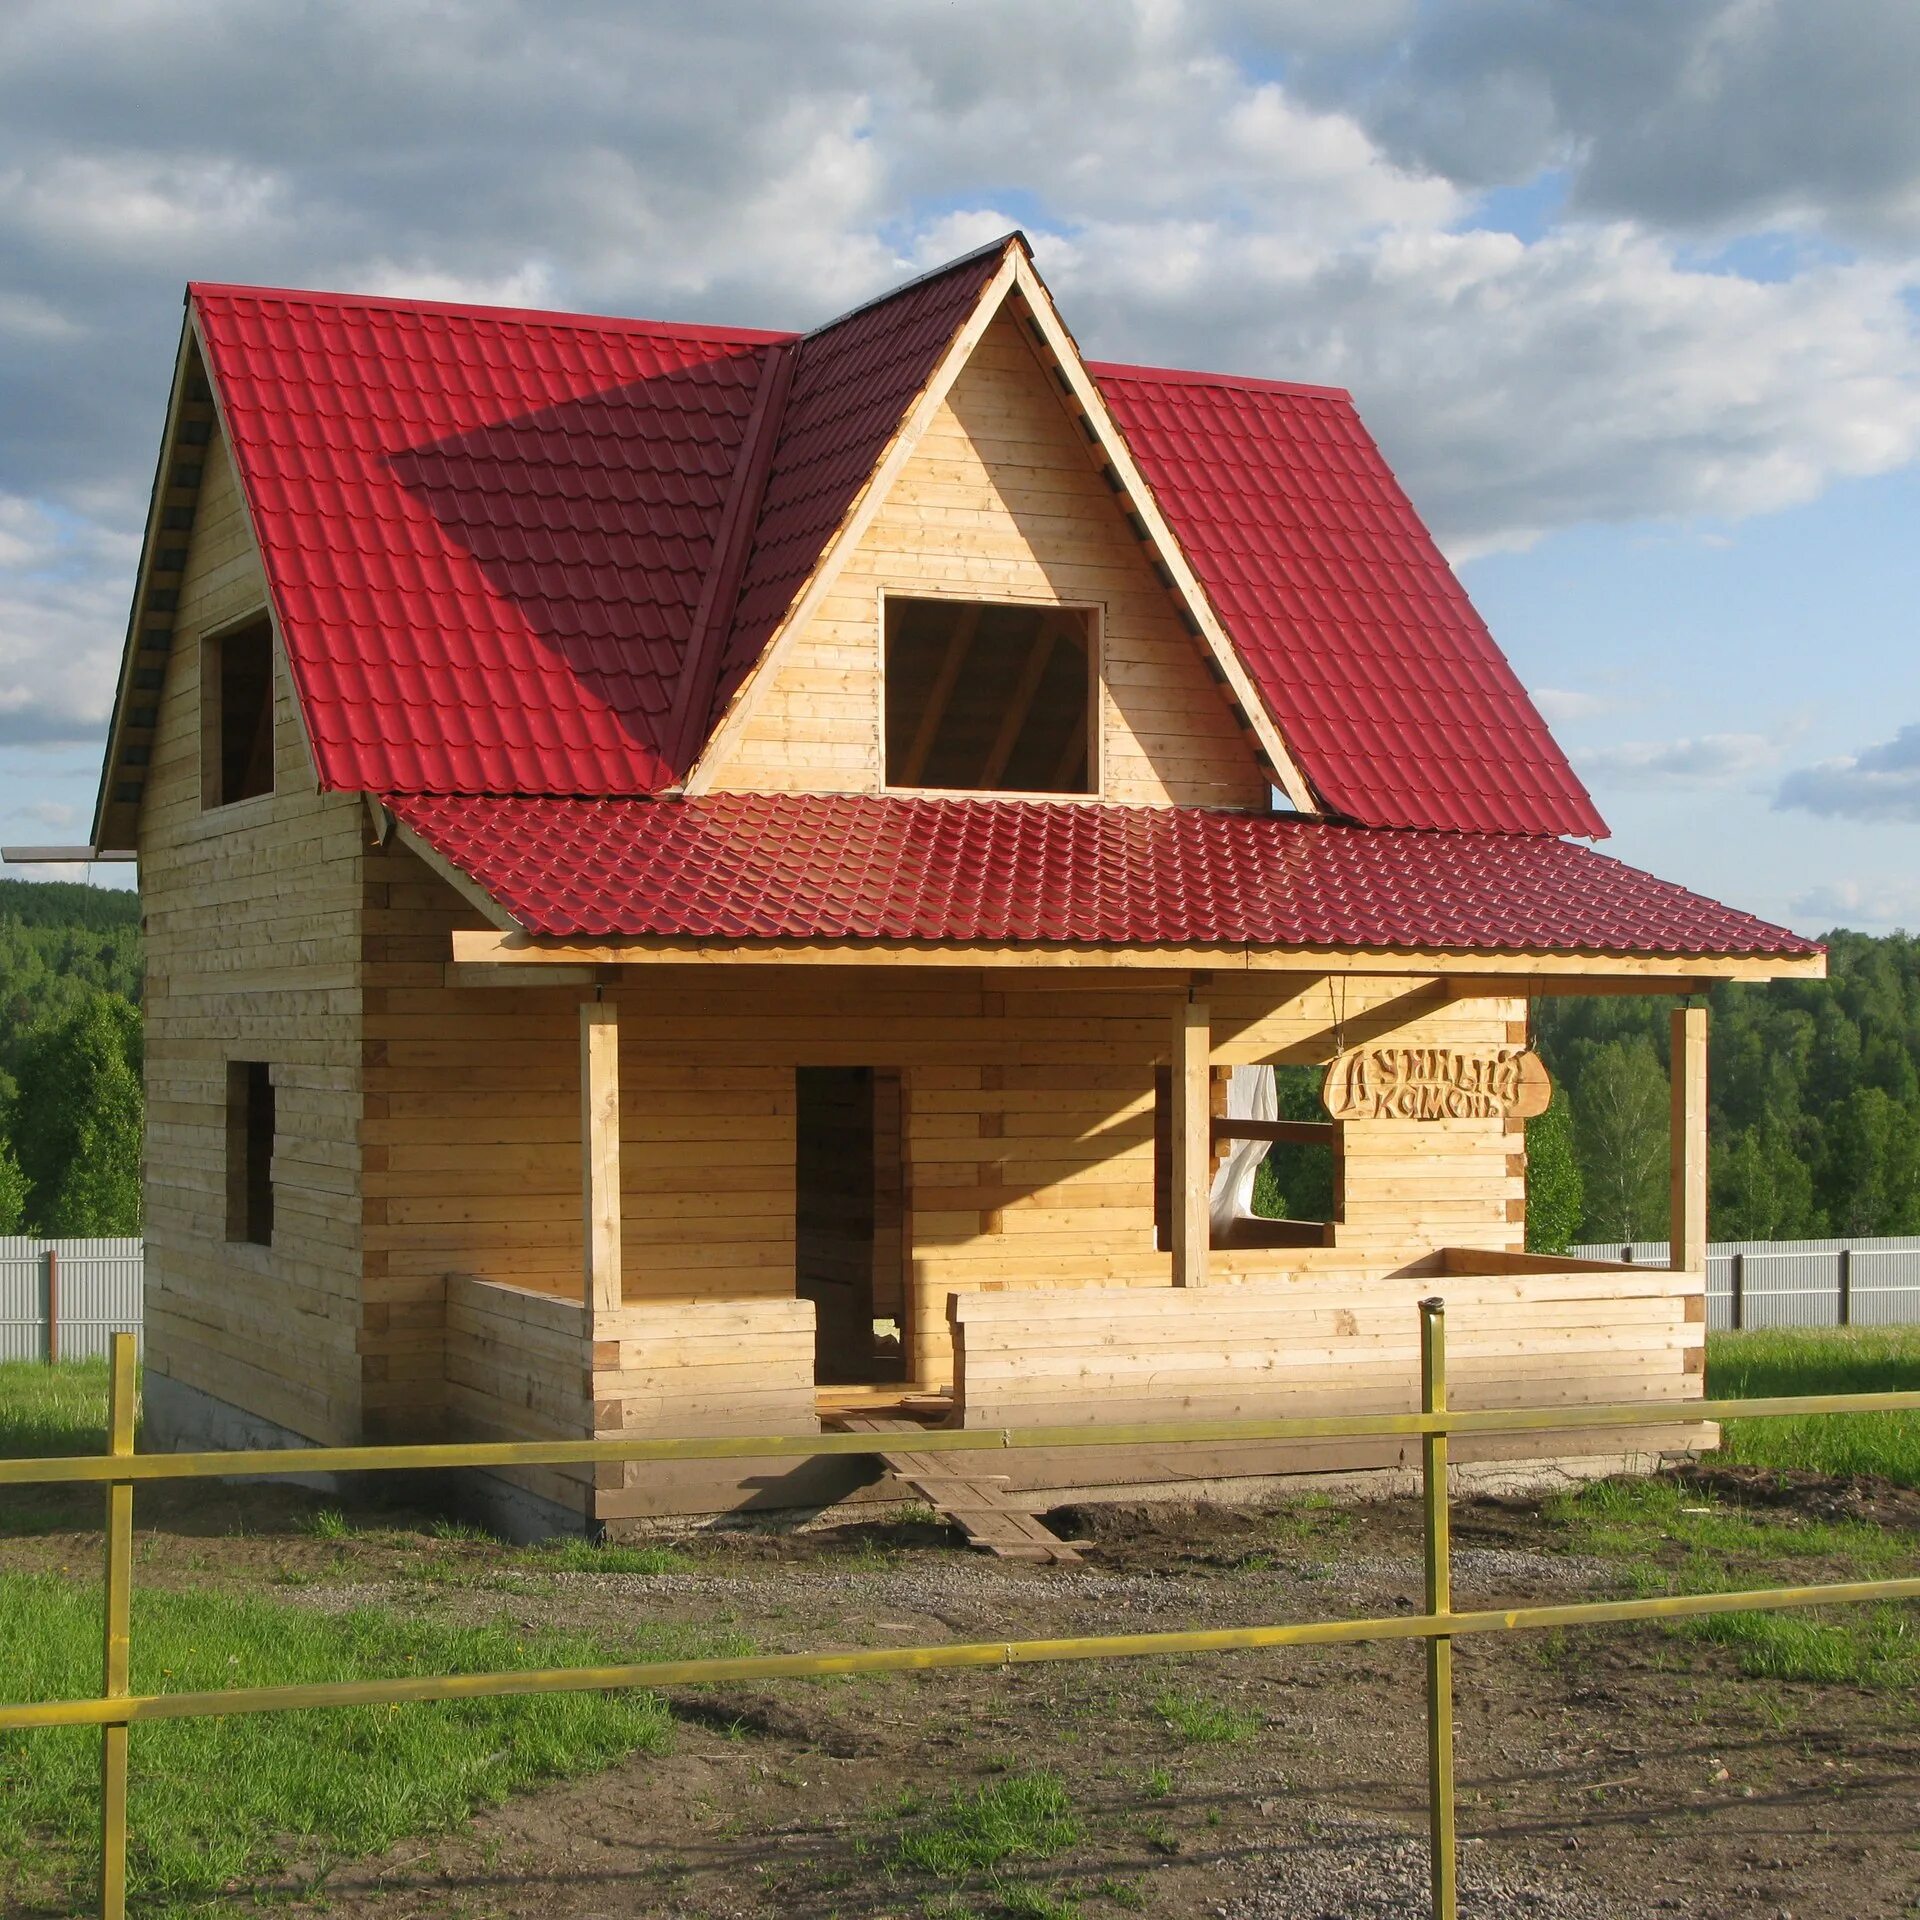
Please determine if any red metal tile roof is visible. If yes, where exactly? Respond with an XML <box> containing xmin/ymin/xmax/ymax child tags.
<box><xmin>1090</xmin><ymin>364</ymin><xmax>1607</xmax><ymax>838</ymax></box>
<box><xmin>388</xmin><ymin>791</ymin><xmax>1814</xmax><ymax>957</ymax></box>
<box><xmin>191</xmin><ymin>285</ymin><xmax>793</xmax><ymax>794</ymax></box>
<box><xmin>707</xmin><ymin>239</ymin><xmax>1014</xmax><ymax>728</ymax></box>
<box><xmin>187</xmin><ymin>244</ymin><xmax>1603</xmax><ymax>836</ymax></box>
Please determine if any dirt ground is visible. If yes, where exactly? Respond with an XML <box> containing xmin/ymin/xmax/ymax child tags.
<box><xmin>8</xmin><ymin>1469</ymin><xmax>1920</xmax><ymax>1919</ymax></box>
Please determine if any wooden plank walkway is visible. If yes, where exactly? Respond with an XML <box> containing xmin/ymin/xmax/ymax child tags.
<box><xmin>834</xmin><ymin>1414</ymin><xmax>1085</xmax><ymax>1564</ymax></box>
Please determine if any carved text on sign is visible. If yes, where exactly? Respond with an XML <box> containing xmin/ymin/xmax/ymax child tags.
<box><xmin>1322</xmin><ymin>1046</ymin><xmax>1552</xmax><ymax>1122</ymax></box>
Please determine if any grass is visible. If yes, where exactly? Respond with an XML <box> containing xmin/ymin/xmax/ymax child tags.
<box><xmin>1548</xmin><ymin>1473</ymin><xmax>1920</xmax><ymax>1690</ymax></box>
<box><xmin>0</xmin><ymin>1572</ymin><xmax>676</xmax><ymax>1914</ymax></box>
<box><xmin>1708</xmin><ymin>1325</ymin><xmax>1920</xmax><ymax>1485</ymax></box>
<box><xmin>892</xmin><ymin>1770</ymin><xmax>1081</xmax><ymax>1877</ymax></box>
<box><xmin>518</xmin><ymin>1536</ymin><xmax>693</xmax><ymax>1575</ymax></box>
<box><xmin>1152</xmin><ymin>1688</ymin><xmax>1259</xmax><ymax>1745</ymax></box>
<box><xmin>0</xmin><ymin>1355</ymin><xmax>114</xmax><ymax>1458</ymax></box>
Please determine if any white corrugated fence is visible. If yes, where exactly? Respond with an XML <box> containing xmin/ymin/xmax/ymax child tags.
<box><xmin>0</xmin><ymin>1237</ymin><xmax>144</xmax><ymax>1362</ymax></box>
<box><xmin>1571</xmin><ymin>1236</ymin><xmax>1920</xmax><ymax>1332</ymax></box>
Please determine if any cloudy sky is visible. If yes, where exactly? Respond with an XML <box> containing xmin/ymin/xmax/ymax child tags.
<box><xmin>2</xmin><ymin>0</ymin><xmax>1917</xmax><ymax>932</ymax></box>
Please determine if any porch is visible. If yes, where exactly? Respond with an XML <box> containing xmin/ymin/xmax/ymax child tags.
<box><xmin>414</xmin><ymin>982</ymin><xmax>1714</xmax><ymax>1531</ymax></box>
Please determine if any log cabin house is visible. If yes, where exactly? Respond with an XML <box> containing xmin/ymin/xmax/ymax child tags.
<box><xmin>66</xmin><ymin>233</ymin><xmax>1826</xmax><ymax>1537</ymax></box>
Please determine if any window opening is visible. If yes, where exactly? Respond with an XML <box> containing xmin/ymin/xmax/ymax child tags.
<box><xmin>226</xmin><ymin>1060</ymin><xmax>274</xmax><ymax>1246</ymax></box>
<box><xmin>885</xmin><ymin>596</ymin><xmax>1093</xmax><ymax>793</ymax></box>
<box><xmin>203</xmin><ymin>618</ymin><xmax>275</xmax><ymax>807</ymax></box>
<box><xmin>1155</xmin><ymin>1064</ymin><xmax>1340</xmax><ymax>1251</ymax></box>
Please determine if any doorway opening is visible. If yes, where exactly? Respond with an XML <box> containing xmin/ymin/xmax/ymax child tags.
<box><xmin>795</xmin><ymin>1067</ymin><xmax>908</xmax><ymax>1385</ymax></box>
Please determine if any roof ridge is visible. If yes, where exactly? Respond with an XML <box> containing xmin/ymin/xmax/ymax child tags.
<box><xmin>802</xmin><ymin>231</ymin><xmax>1029</xmax><ymax>341</ymax></box>
<box><xmin>1088</xmin><ymin>357</ymin><xmax>1351</xmax><ymax>402</ymax></box>
<box><xmin>187</xmin><ymin>279</ymin><xmax>798</xmax><ymax>347</ymax></box>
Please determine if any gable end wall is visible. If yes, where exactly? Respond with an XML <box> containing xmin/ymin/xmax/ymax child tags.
<box><xmin>703</xmin><ymin>310</ymin><xmax>1270</xmax><ymax>806</ymax></box>
<box><xmin>138</xmin><ymin>426</ymin><xmax>369</xmax><ymax>1446</ymax></box>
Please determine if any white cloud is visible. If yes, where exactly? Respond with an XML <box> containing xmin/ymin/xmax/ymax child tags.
<box><xmin>0</xmin><ymin>493</ymin><xmax>133</xmax><ymax>745</ymax></box>
<box><xmin>1791</xmin><ymin>877</ymin><xmax>1920</xmax><ymax>929</ymax></box>
<box><xmin>1530</xmin><ymin>687</ymin><xmax>1622</xmax><ymax>725</ymax></box>
<box><xmin>1576</xmin><ymin>732</ymin><xmax>1782</xmax><ymax>786</ymax></box>
<box><xmin>0</xmin><ymin>0</ymin><xmax>1915</xmax><ymax>747</ymax></box>
<box><xmin>1776</xmin><ymin>724</ymin><xmax>1920</xmax><ymax>823</ymax></box>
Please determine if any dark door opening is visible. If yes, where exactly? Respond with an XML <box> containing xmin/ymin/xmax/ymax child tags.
<box><xmin>796</xmin><ymin>1067</ymin><xmax>908</xmax><ymax>1385</ymax></box>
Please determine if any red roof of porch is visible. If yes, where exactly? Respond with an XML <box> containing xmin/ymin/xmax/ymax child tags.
<box><xmin>386</xmin><ymin>791</ymin><xmax>1815</xmax><ymax>957</ymax></box>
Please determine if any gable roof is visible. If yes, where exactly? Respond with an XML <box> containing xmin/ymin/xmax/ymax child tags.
<box><xmin>97</xmin><ymin>237</ymin><xmax>1606</xmax><ymax>841</ymax></box>
<box><xmin>386</xmin><ymin>790</ymin><xmax>1815</xmax><ymax>961</ymax></box>
<box><xmin>1091</xmin><ymin>366</ymin><xmax>1606</xmax><ymax>837</ymax></box>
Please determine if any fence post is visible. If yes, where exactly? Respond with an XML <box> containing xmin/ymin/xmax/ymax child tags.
<box><xmin>45</xmin><ymin>1246</ymin><xmax>59</xmax><ymax>1365</ymax></box>
<box><xmin>1419</xmin><ymin>1298</ymin><xmax>1456</xmax><ymax>1920</ymax></box>
<box><xmin>101</xmin><ymin>1330</ymin><xmax>136</xmax><ymax>1919</ymax></box>
<box><xmin>1838</xmin><ymin>1247</ymin><xmax>1853</xmax><ymax>1328</ymax></box>
<box><xmin>1730</xmin><ymin>1252</ymin><xmax>1745</xmax><ymax>1332</ymax></box>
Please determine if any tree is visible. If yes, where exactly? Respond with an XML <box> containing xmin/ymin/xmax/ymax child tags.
<box><xmin>1573</xmin><ymin>1037</ymin><xmax>1671</xmax><ymax>1244</ymax></box>
<box><xmin>0</xmin><ymin>1135</ymin><xmax>25</xmax><ymax>1233</ymax></box>
<box><xmin>1525</xmin><ymin>1089</ymin><xmax>1583</xmax><ymax>1255</ymax></box>
<box><xmin>1711</xmin><ymin>1117</ymin><xmax>1819</xmax><ymax>1240</ymax></box>
<box><xmin>1821</xmin><ymin>1087</ymin><xmax>1920</xmax><ymax>1236</ymax></box>
<box><xmin>10</xmin><ymin>991</ymin><xmax>143</xmax><ymax>1235</ymax></box>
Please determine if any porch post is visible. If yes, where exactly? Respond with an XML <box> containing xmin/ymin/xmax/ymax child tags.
<box><xmin>1670</xmin><ymin>1004</ymin><xmax>1707</xmax><ymax>1275</ymax></box>
<box><xmin>581</xmin><ymin>1000</ymin><xmax>622</xmax><ymax>1316</ymax></box>
<box><xmin>1171</xmin><ymin>989</ymin><xmax>1211</xmax><ymax>1288</ymax></box>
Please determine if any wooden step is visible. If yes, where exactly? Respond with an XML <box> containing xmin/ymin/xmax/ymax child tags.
<box><xmin>834</xmin><ymin>1415</ymin><xmax>1085</xmax><ymax>1564</ymax></box>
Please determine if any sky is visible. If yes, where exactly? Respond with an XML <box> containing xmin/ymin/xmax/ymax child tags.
<box><xmin>1</xmin><ymin>0</ymin><xmax>1916</xmax><ymax>934</ymax></box>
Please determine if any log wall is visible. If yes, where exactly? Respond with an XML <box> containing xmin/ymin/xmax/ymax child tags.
<box><xmin>139</xmin><ymin>426</ymin><xmax>369</xmax><ymax>1446</ymax></box>
<box><xmin>367</xmin><ymin>847</ymin><xmax>1528</xmax><ymax>1397</ymax></box>
<box><xmin>701</xmin><ymin>309</ymin><xmax>1270</xmax><ymax>808</ymax></box>
<box><xmin>445</xmin><ymin>1274</ymin><xmax>818</xmax><ymax>1520</ymax></box>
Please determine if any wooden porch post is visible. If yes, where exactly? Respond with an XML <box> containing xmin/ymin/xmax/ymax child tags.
<box><xmin>581</xmin><ymin>1000</ymin><xmax>622</xmax><ymax>1316</ymax></box>
<box><xmin>1171</xmin><ymin>990</ymin><xmax>1211</xmax><ymax>1288</ymax></box>
<box><xmin>1670</xmin><ymin>1004</ymin><xmax>1707</xmax><ymax>1275</ymax></box>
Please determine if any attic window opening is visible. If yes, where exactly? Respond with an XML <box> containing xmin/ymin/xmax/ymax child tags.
<box><xmin>202</xmin><ymin>617</ymin><xmax>275</xmax><ymax>808</ymax></box>
<box><xmin>884</xmin><ymin>596</ymin><xmax>1094</xmax><ymax>794</ymax></box>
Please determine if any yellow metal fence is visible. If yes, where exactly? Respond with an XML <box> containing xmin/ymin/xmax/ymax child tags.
<box><xmin>4</xmin><ymin>1300</ymin><xmax>1920</xmax><ymax>1919</ymax></box>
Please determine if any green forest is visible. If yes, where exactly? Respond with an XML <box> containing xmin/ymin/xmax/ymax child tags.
<box><xmin>1</xmin><ymin>879</ymin><xmax>1916</xmax><ymax>1249</ymax></box>
<box><xmin>0</xmin><ymin>878</ymin><xmax>142</xmax><ymax>1237</ymax></box>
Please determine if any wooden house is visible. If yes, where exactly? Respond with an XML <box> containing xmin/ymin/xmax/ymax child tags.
<box><xmin>66</xmin><ymin>233</ymin><xmax>1824</xmax><ymax>1536</ymax></box>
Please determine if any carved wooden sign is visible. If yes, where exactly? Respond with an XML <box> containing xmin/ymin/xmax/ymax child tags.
<box><xmin>1322</xmin><ymin>1045</ymin><xmax>1551</xmax><ymax>1123</ymax></box>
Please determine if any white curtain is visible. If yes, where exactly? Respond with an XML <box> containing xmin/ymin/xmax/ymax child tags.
<box><xmin>1208</xmin><ymin>1064</ymin><xmax>1276</xmax><ymax>1237</ymax></box>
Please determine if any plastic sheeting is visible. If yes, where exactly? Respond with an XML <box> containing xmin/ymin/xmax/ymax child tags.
<box><xmin>1209</xmin><ymin>1065</ymin><xmax>1276</xmax><ymax>1237</ymax></box>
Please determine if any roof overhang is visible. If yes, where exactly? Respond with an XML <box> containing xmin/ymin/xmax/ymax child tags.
<box><xmin>445</xmin><ymin>926</ymin><xmax>1824</xmax><ymax>987</ymax></box>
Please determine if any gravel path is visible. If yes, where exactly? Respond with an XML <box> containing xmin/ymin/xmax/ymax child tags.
<box><xmin>1221</xmin><ymin>1820</ymin><xmax>1617</xmax><ymax>1919</ymax></box>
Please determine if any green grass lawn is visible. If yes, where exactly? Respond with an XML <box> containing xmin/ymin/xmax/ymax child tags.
<box><xmin>0</xmin><ymin>1353</ymin><xmax>113</xmax><ymax>1457</ymax></box>
<box><xmin>0</xmin><ymin>1576</ymin><xmax>674</xmax><ymax>1913</ymax></box>
<box><xmin>0</xmin><ymin>1359</ymin><xmax>696</xmax><ymax>1915</ymax></box>
<box><xmin>1708</xmin><ymin>1324</ymin><xmax>1920</xmax><ymax>1484</ymax></box>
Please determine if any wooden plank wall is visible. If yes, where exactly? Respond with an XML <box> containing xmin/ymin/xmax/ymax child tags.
<box><xmin>702</xmin><ymin>308</ymin><xmax>1271</xmax><ymax>809</ymax></box>
<box><xmin>443</xmin><ymin>1275</ymin><xmax>817</xmax><ymax>1521</ymax></box>
<box><xmin>140</xmin><ymin>427</ymin><xmax>369</xmax><ymax>1446</ymax></box>
<box><xmin>444</xmin><ymin>1271</ymin><xmax>591</xmax><ymax>1516</ymax></box>
<box><xmin>950</xmin><ymin>1264</ymin><xmax>1706</xmax><ymax>1432</ymax></box>
<box><xmin>361</xmin><ymin>846</ymin><xmax>801</xmax><ymax>1434</ymax></box>
<box><xmin>369</xmin><ymin>849</ymin><xmax>1527</xmax><ymax>1401</ymax></box>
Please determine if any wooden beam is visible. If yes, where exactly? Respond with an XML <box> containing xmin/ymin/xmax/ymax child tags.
<box><xmin>1212</xmin><ymin>1117</ymin><xmax>1334</xmax><ymax>1146</ymax></box>
<box><xmin>581</xmin><ymin>1001</ymin><xmax>622</xmax><ymax>1318</ymax></box>
<box><xmin>978</xmin><ymin>614</ymin><xmax>1060</xmax><ymax>788</ymax></box>
<box><xmin>1171</xmin><ymin>993</ymin><xmax>1211</xmax><ymax>1288</ymax></box>
<box><xmin>1670</xmin><ymin>1005</ymin><xmax>1708</xmax><ymax>1276</ymax></box>
<box><xmin>897</xmin><ymin>603</ymin><xmax>983</xmax><ymax>786</ymax></box>
<box><xmin>452</xmin><ymin>928</ymin><xmax>1826</xmax><ymax>983</ymax></box>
